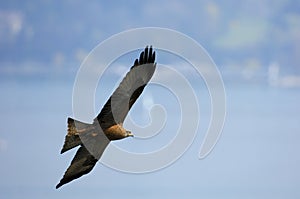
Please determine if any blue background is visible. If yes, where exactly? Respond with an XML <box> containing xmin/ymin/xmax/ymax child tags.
<box><xmin>1</xmin><ymin>1</ymin><xmax>300</xmax><ymax>198</ymax></box>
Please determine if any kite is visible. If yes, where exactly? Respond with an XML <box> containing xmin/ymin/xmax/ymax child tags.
<box><xmin>56</xmin><ymin>46</ymin><xmax>156</xmax><ymax>188</ymax></box>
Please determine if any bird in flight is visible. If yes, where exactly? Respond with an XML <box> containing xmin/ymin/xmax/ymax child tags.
<box><xmin>56</xmin><ymin>46</ymin><xmax>156</xmax><ymax>189</ymax></box>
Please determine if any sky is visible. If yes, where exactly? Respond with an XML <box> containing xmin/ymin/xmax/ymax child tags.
<box><xmin>1</xmin><ymin>0</ymin><xmax>300</xmax><ymax>83</ymax></box>
<box><xmin>0</xmin><ymin>1</ymin><xmax>300</xmax><ymax>199</ymax></box>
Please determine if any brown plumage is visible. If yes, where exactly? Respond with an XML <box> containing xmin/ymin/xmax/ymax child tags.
<box><xmin>56</xmin><ymin>46</ymin><xmax>156</xmax><ymax>189</ymax></box>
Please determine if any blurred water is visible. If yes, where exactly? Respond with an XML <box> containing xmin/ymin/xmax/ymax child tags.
<box><xmin>0</xmin><ymin>81</ymin><xmax>299</xmax><ymax>199</ymax></box>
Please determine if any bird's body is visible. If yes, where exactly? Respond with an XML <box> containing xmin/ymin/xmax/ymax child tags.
<box><xmin>56</xmin><ymin>46</ymin><xmax>156</xmax><ymax>189</ymax></box>
<box><xmin>104</xmin><ymin>124</ymin><xmax>133</xmax><ymax>140</ymax></box>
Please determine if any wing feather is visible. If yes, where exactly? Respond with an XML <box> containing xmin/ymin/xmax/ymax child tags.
<box><xmin>56</xmin><ymin>146</ymin><xmax>97</xmax><ymax>189</ymax></box>
<box><xmin>96</xmin><ymin>46</ymin><xmax>156</xmax><ymax>129</ymax></box>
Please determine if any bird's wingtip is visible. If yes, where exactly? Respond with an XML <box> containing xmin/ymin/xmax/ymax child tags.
<box><xmin>56</xmin><ymin>182</ymin><xmax>63</xmax><ymax>189</ymax></box>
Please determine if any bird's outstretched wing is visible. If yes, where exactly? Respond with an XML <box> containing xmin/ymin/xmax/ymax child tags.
<box><xmin>56</xmin><ymin>146</ymin><xmax>97</xmax><ymax>189</ymax></box>
<box><xmin>96</xmin><ymin>46</ymin><xmax>156</xmax><ymax>130</ymax></box>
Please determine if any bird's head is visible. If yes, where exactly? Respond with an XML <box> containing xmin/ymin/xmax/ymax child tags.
<box><xmin>126</xmin><ymin>130</ymin><xmax>134</xmax><ymax>137</ymax></box>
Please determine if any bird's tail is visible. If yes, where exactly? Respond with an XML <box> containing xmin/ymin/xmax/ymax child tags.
<box><xmin>57</xmin><ymin>117</ymin><xmax>110</xmax><ymax>189</ymax></box>
<box><xmin>60</xmin><ymin>117</ymin><xmax>93</xmax><ymax>154</ymax></box>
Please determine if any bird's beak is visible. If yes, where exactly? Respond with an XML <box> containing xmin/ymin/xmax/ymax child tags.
<box><xmin>127</xmin><ymin>132</ymin><xmax>134</xmax><ymax>137</ymax></box>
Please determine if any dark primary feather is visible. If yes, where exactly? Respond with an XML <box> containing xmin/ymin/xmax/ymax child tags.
<box><xmin>96</xmin><ymin>46</ymin><xmax>156</xmax><ymax>130</ymax></box>
<box><xmin>56</xmin><ymin>146</ymin><xmax>97</xmax><ymax>189</ymax></box>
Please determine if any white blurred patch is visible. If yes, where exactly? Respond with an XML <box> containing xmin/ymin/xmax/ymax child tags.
<box><xmin>214</xmin><ymin>18</ymin><xmax>269</xmax><ymax>49</ymax></box>
<box><xmin>268</xmin><ymin>62</ymin><xmax>280</xmax><ymax>87</ymax></box>
<box><xmin>0</xmin><ymin>10</ymin><xmax>23</xmax><ymax>42</ymax></box>
<box><xmin>109</xmin><ymin>64</ymin><xmax>128</xmax><ymax>76</ymax></box>
<box><xmin>279</xmin><ymin>76</ymin><xmax>300</xmax><ymax>88</ymax></box>
<box><xmin>205</xmin><ymin>2</ymin><xmax>220</xmax><ymax>21</ymax></box>
<box><xmin>242</xmin><ymin>58</ymin><xmax>261</xmax><ymax>80</ymax></box>
<box><xmin>53</xmin><ymin>52</ymin><xmax>65</xmax><ymax>66</ymax></box>
<box><xmin>0</xmin><ymin>138</ymin><xmax>8</xmax><ymax>152</ymax></box>
<box><xmin>75</xmin><ymin>48</ymin><xmax>89</xmax><ymax>63</ymax></box>
<box><xmin>152</xmin><ymin>62</ymin><xmax>212</xmax><ymax>84</ymax></box>
<box><xmin>142</xmin><ymin>92</ymin><xmax>154</xmax><ymax>111</ymax></box>
<box><xmin>268</xmin><ymin>62</ymin><xmax>300</xmax><ymax>88</ymax></box>
<box><xmin>143</xmin><ymin>1</ymin><xmax>188</xmax><ymax>20</ymax></box>
<box><xmin>0</xmin><ymin>61</ymin><xmax>50</xmax><ymax>75</ymax></box>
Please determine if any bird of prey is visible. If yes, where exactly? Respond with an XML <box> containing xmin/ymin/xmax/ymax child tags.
<box><xmin>56</xmin><ymin>46</ymin><xmax>156</xmax><ymax>189</ymax></box>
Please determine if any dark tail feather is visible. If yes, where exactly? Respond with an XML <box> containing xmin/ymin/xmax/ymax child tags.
<box><xmin>60</xmin><ymin>117</ymin><xmax>92</xmax><ymax>154</ymax></box>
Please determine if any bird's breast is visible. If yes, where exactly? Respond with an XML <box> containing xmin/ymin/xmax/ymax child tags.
<box><xmin>104</xmin><ymin>124</ymin><xmax>127</xmax><ymax>140</ymax></box>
